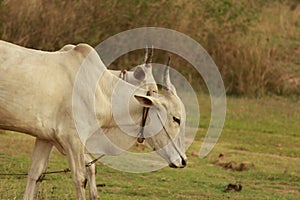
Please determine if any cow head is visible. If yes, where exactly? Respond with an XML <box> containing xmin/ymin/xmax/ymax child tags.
<box><xmin>134</xmin><ymin>57</ymin><xmax>187</xmax><ymax>168</ymax></box>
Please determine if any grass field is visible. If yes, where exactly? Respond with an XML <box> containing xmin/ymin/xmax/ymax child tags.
<box><xmin>0</xmin><ymin>1</ymin><xmax>299</xmax><ymax>199</ymax></box>
<box><xmin>0</xmin><ymin>95</ymin><xmax>299</xmax><ymax>199</ymax></box>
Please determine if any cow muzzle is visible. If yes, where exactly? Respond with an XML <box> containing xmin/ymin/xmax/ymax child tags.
<box><xmin>169</xmin><ymin>156</ymin><xmax>187</xmax><ymax>168</ymax></box>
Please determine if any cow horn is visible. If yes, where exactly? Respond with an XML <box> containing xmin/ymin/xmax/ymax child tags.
<box><xmin>144</xmin><ymin>45</ymin><xmax>148</xmax><ymax>63</ymax></box>
<box><xmin>163</xmin><ymin>56</ymin><xmax>172</xmax><ymax>92</ymax></box>
<box><xmin>144</xmin><ymin>45</ymin><xmax>153</xmax><ymax>65</ymax></box>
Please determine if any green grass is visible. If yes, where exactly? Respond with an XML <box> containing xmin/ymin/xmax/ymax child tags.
<box><xmin>0</xmin><ymin>95</ymin><xmax>299</xmax><ymax>199</ymax></box>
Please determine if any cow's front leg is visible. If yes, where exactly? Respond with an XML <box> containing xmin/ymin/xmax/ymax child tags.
<box><xmin>85</xmin><ymin>154</ymin><xmax>99</xmax><ymax>200</ymax></box>
<box><xmin>66</xmin><ymin>140</ymin><xmax>87</xmax><ymax>200</ymax></box>
<box><xmin>23</xmin><ymin>139</ymin><xmax>53</xmax><ymax>200</ymax></box>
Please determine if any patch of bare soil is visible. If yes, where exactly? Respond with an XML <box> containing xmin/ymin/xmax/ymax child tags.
<box><xmin>213</xmin><ymin>153</ymin><xmax>256</xmax><ymax>171</ymax></box>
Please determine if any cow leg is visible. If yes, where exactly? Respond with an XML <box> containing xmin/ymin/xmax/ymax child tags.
<box><xmin>66</xmin><ymin>140</ymin><xmax>87</xmax><ymax>200</ymax></box>
<box><xmin>23</xmin><ymin>139</ymin><xmax>53</xmax><ymax>200</ymax></box>
<box><xmin>85</xmin><ymin>154</ymin><xmax>99</xmax><ymax>200</ymax></box>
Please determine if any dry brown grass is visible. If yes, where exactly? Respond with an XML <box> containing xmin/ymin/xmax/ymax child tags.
<box><xmin>0</xmin><ymin>0</ymin><xmax>299</xmax><ymax>96</ymax></box>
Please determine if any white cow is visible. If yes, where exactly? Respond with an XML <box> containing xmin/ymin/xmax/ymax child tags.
<box><xmin>0</xmin><ymin>40</ymin><xmax>187</xmax><ymax>200</ymax></box>
<box><xmin>59</xmin><ymin>44</ymin><xmax>158</xmax><ymax>197</ymax></box>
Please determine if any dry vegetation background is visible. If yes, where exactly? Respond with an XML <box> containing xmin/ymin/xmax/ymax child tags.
<box><xmin>0</xmin><ymin>0</ymin><xmax>299</xmax><ymax>97</ymax></box>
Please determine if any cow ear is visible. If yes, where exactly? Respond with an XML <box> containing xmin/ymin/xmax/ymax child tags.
<box><xmin>134</xmin><ymin>94</ymin><xmax>158</xmax><ymax>107</ymax></box>
<box><xmin>133</xmin><ymin>66</ymin><xmax>146</xmax><ymax>81</ymax></box>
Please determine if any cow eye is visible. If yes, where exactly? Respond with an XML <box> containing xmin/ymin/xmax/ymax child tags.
<box><xmin>173</xmin><ymin>116</ymin><xmax>181</xmax><ymax>125</ymax></box>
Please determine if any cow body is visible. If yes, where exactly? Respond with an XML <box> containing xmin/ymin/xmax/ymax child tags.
<box><xmin>1</xmin><ymin>41</ymin><xmax>98</xmax><ymax>199</ymax></box>
<box><xmin>0</xmin><ymin>41</ymin><xmax>77</xmax><ymax>142</ymax></box>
